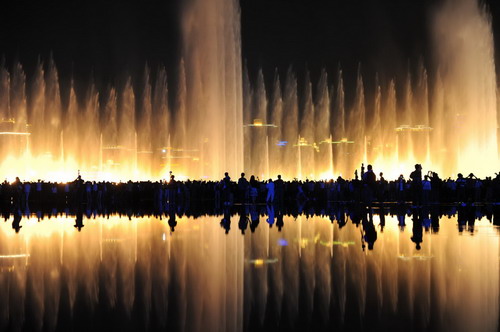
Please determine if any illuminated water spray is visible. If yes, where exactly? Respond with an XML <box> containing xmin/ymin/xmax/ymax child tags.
<box><xmin>0</xmin><ymin>0</ymin><xmax>496</xmax><ymax>181</ymax></box>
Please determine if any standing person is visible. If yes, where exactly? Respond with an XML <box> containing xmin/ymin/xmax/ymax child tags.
<box><xmin>362</xmin><ymin>164</ymin><xmax>376</xmax><ymax>205</ymax></box>
<box><xmin>23</xmin><ymin>182</ymin><xmax>31</xmax><ymax>209</ymax></box>
<box><xmin>266</xmin><ymin>179</ymin><xmax>275</xmax><ymax>204</ymax></box>
<box><xmin>456</xmin><ymin>173</ymin><xmax>467</xmax><ymax>203</ymax></box>
<box><xmin>378</xmin><ymin>172</ymin><xmax>388</xmax><ymax>202</ymax></box>
<box><xmin>397</xmin><ymin>175</ymin><xmax>406</xmax><ymax>204</ymax></box>
<box><xmin>249</xmin><ymin>175</ymin><xmax>259</xmax><ymax>204</ymax></box>
<box><xmin>168</xmin><ymin>175</ymin><xmax>177</xmax><ymax>204</ymax></box>
<box><xmin>410</xmin><ymin>164</ymin><xmax>423</xmax><ymax>206</ymax></box>
<box><xmin>222</xmin><ymin>172</ymin><xmax>232</xmax><ymax>206</ymax></box>
<box><xmin>274</xmin><ymin>175</ymin><xmax>284</xmax><ymax>205</ymax></box>
<box><xmin>237</xmin><ymin>173</ymin><xmax>249</xmax><ymax>203</ymax></box>
<box><xmin>422</xmin><ymin>175</ymin><xmax>432</xmax><ymax>205</ymax></box>
<box><xmin>14</xmin><ymin>177</ymin><xmax>22</xmax><ymax>207</ymax></box>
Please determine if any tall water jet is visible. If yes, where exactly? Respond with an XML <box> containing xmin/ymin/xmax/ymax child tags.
<box><xmin>152</xmin><ymin>66</ymin><xmax>170</xmax><ymax>177</ymax></box>
<box><xmin>81</xmin><ymin>81</ymin><xmax>100</xmax><ymax>173</ymax></box>
<box><xmin>63</xmin><ymin>81</ymin><xmax>79</xmax><ymax>166</ymax></box>
<box><xmin>269</xmin><ymin>70</ymin><xmax>283</xmax><ymax>177</ymax></box>
<box><xmin>45</xmin><ymin>57</ymin><xmax>62</xmax><ymax>160</ymax></box>
<box><xmin>181</xmin><ymin>0</ymin><xmax>243</xmax><ymax>179</ymax></box>
<box><xmin>332</xmin><ymin>67</ymin><xmax>348</xmax><ymax>177</ymax></box>
<box><xmin>382</xmin><ymin>80</ymin><xmax>398</xmax><ymax>171</ymax></box>
<box><xmin>29</xmin><ymin>60</ymin><xmax>46</xmax><ymax>156</ymax></box>
<box><xmin>101</xmin><ymin>87</ymin><xmax>118</xmax><ymax>173</ymax></box>
<box><xmin>315</xmin><ymin>69</ymin><xmax>332</xmax><ymax>178</ymax></box>
<box><xmin>347</xmin><ymin>66</ymin><xmax>366</xmax><ymax>174</ymax></box>
<box><xmin>137</xmin><ymin>66</ymin><xmax>153</xmax><ymax>176</ymax></box>
<box><xmin>282</xmin><ymin>67</ymin><xmax>299</xmax><ymax>179</ymax></box>
<box><xmin>369</xmin><ymin>75</ymin><xmax>383</xmax><ymax>164</ymax></box>
<box><xmin>431</xmin><ymin>0</ymin><xmax>498</xmax><ymax>176</ymax></box>
<box><xmin>249</xmin><ymin>69</ymin><xmax>268</xmax><ymax>178</ymax></box>
<box><xmin>242</xmin><ymin>64</ymin><xmax>253</xmax><ymax>176</ymax></box>
<box><xmin>117</xmin><ymin>78</ymin><xmax>136</xmax><ymax>177</ymax></box>
<box><xmin>11</xmin><ymin>63</ymin><xmax>27</xmax><ymax>135</ymax></box>
<box><xmin>173</xmin><ymin>59</ymin><xmax>188</xmax><ymax>176</ymax></box>
<box><xmin>300</xmin><ymin>70</ymin><xmax>315</xmax><ymax>179</ymax></box>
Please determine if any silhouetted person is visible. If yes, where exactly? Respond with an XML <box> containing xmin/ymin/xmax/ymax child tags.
<box><xmin>12</xmin><ymin>209</ymin><xmax>22</xmax><ymax>233</ymax></box>
<box><xmin>168</xmin><ymin>210</ymin><xmax>177</xmax><ymax>232</ymax></box>
<box><xmin>411</xmin><ymin>209</ymin><xmax>423</xmax><ymax>250</ymax></box>
<box><xmin>220</xmin><ymin>208</ymin><xmax>231</xmax><ymax>234</ymax></box>
<box><xmin>397</xmin><ymin>174</ymin><xmax>406</xmax><ymax>203</ymax></box>
<box><xmin>422</xmin><ymin>175</ymin><xmax>431</xmax><ymax>205</ymax></box>
<box><xmin>237</xmin><ymin>173</ymin><xmax>249</xmax><ymax>203</ymax></box>
<box><xmin>363</xmin><ymin>220</ymin><xmax>377</xmax><ymax>250</ymax></box>
<box><xmin>266</xmin><ymin>179</ymin><xmax>275</xmax><ymax>203</ymax></box>
<box><xmin>14</xmin><ymin>176</ymin><xmax>22</xmax><ymax>207</ymax></box>
<box><xmin>456</xmin><ymin>173</ymin><xmax>467</xmax><ymax>203</ymax></box>
<box><xmin>249</xmin><ymin>175</ymin><xmax>258</xmax><ymax>204</ymax></box>
<box><xmin>378</xmin><ymin>172</ymin><xmax>388</xmax><ymax>202</ymax></box>
<box><xmin>266</xmin><ymin>204</ymin><xmax>275</xmax><ymax>227</ymax></box>
<box><xmin>379</xmin><ymin>206</ymin><xmax>386</xmax><ymax>232</ymax></box>
<box><xmin>410</xmin><ymin>164</ymin><xmax>423</xmax><ymax>206</ymax></box>
<box><xmin>238</xmin><ymin>207</ymin><xmax>248</xmax><ymax>234</ymax></box>
<box><xmin>168</xmin><ymin>175</ymin><xmax>177</xmax><ymax>204</ymax></box>
<box><xmin>276</xmin><ymin>207</ymin><xmax>284</xmax><ymax>231</ymax></box>
<box><xmin>74</xmin><ymin>208</ymin><xmax>84</xmax><ymax>232</ymax></box>
<box><xmin>249</xmin><ymin>204</ymin><xmax>259</xmax><ymax>232</ymax></box>
<box><xmin>362</xmin><ymin>164</ymin><xmax>376</xmax><ymax>205</ymax></box>
<box><xmin>222</xmin><ymin>172</ymin><xmax>232</xmax><ymax>206</ymax></box>
<box><xmin>275</xmin><ymin>175</ymin><xmax>284</xmax><ymax>205</ymax></box>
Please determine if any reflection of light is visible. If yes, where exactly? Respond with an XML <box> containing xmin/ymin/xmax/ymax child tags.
<box><xmin>244</xmin><ymin>118</ymin><xmax>278</xmax><ymax>128</ymax></box>
<box><xmin>0</xmin><ymin>132</ymin><xmax>30</xmax><ymax>136</ymax></box>
<box><xmin>0</xmin><ymin>266</ymin><xmax>15</xmax><ymax>272</ymax></box>
<box><xmin>247</xmin><ymin>258</ymin><xmax>278</xmax><ymax>266</ymax></box>
<box><xmin>277</xmin><ymin>141</ymin><xmax>288</xmax><ymax>146</ymax></box>
<box><xmin>102</xmin><ymin>238</ymin><xmax>128</xmax><ymax>243</ymax></box>
<box><xmin>278</xmin><ymin>239</ymin><xmax>288</xmax><ymax>246</ymax></box>
<box><xmin>398</xmin><ymin>254</ymin><xmax>434</xmax><ymax>261</ymax></box>
<box><xmin>253</xmin><ymin>259</ymin><xmax>264</xmax><ymax>266</ymax></box>
<box><xmin>331</xmin><ymin>138</ymin><xmax>354</xmax><ymax>144</ymax></box>
<box><xmin>319</xmin><ymin>240</ymin><xmax>355</xmax><ymax>248</ymax></box>
<box><xmin>162</xmin><ymin>233</ymin><xmax>166</xmax><ymax>241</ymax></box>
<box><xmin>0</xmin><ymin>254</ymin><xmax>30</xmax><ymax>259</ymax></box>
<box><xmin>395</xmin><ymin>124</ymin><xmax>433</xmax><ymax>132</ymax></box>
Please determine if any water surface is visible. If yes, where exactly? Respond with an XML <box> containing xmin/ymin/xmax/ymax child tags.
<box><xmin>0</xmin><ymin>209</ymin><xmax>498</xmax><ymax>331</ymax></box>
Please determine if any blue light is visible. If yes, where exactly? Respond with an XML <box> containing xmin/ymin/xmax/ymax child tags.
<box><xmin>278</xmin><ymin>239</ymin><xmax>288</xmax><ymax>246</ymax></box>
<box><xmin>277</xmin><ymin>141</ymin><xmax>288</xmax><ymax>147</ymax></box>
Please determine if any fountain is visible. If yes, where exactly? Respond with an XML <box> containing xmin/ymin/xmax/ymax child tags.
<box><xmin>0</xmin><ymin>0</ymin><xmax>496</xmax><ymax>181</ymax></box>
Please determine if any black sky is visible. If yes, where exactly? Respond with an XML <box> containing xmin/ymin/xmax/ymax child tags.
<box><xmin>0</xmin><ymin>0</ymin><xmax>499</xmax><ymax>95</ymax></box>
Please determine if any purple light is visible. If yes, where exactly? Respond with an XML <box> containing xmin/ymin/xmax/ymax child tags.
<box><xmin>278</xmin><ymin>239</ymin><xmax>288</xmax><ymax>246</ymax></box>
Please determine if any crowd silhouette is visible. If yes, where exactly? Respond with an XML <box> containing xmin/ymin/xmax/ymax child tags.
<box><xmin>1</xmin><ymin>164</ymin><xmax>500</xmax><ymax>240</ymax></box>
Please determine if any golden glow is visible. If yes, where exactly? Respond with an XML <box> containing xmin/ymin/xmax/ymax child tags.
<box><xmin>0</xmin><ymin>254</ymin><xmax>30</xmax><ymax>259</ymax></box>
<box><xmin>253</xmin><ymin>259</ymin><xmax>264</xmax><ymax>266</ymax></box>
<box><xmin>0</xmin><ymin>132</ymin><xmax>30</xmax><ymax>136</ymax></box>
<box><xmin>395</xmin><ymin>124</ymin><xmax>433</xmax><ymax>132</ymax></box>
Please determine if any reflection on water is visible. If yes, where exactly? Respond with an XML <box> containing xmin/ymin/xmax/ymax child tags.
<box><xmin>0</xmin><ymin>210</ymin><xmax>498</xmax><ymax>331</ymax></box>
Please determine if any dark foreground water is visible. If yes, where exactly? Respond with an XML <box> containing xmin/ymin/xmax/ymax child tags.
<box><xmin>0</xmin><ymin>208</ymin><xmax>498</xmax><ymax>332</ymax></box>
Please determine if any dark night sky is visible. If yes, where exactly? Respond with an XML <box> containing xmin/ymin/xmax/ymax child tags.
<box><xmin>0</xmin><ymin>0</ymin><xmax>499</xmax><ymax>98</ymax></box>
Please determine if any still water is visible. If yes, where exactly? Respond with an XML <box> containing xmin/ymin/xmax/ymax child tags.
<box><xmin>0</xmin><ymin>209</ymin><xmax>498</xmax><ymax>332</ymax></box>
